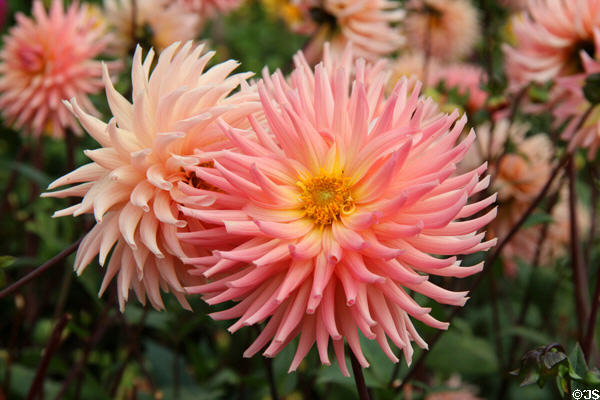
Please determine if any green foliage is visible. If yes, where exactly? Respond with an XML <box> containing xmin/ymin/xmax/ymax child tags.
<box><xmin>511</xmin><ymin>343</ymin><xmax>600</xmax><ymax>397</ymax></box>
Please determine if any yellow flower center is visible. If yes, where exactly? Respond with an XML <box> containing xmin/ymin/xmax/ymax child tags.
<box><xmin>297</xmin><ymin>172</ymin><xmax>355</xmax><ymax>226</ymax></box>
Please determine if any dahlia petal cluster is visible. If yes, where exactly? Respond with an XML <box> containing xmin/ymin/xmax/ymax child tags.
<box><xmin>404</xmin><ymin>0</ymin><xmax>481</xmax><ymax>62</ymax></box>
<box><xmin>0</xmin><ymin>0</ymin><xmax>114</xmax><ymax>138</ymax></box>
<box><xmin>44</xmin><ymin>41</ymin><xmax>260</xmax><ymax>310</ymax></box>
<box><xmin>180</xmin><ymin>46</ymin><xmax>496</xmax><ymax>372</ymax></box>
<box><xmin>300</xmin><ymin>0</ymin><xmax>405</xmax><ymax>62</ymax></box>
<box><xmin>104</xmin><ymin>0</ymin><xmax>201</xmax><ymax>56</ymax></box>
<box><xmin>504</xmin><ymin>0</ymin><xmax>600</xmax><ymax>89</ymax></box>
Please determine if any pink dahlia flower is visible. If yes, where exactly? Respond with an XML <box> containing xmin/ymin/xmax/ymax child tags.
<box><xmin>430</xmin><ymin>63</ymin><xmax>488</xmax><ymax>113</ymax></box>
<box><xmin>0</xmin><ymin>0</ymin><xmax>113</xmax><ymax>138</ymax></box>
<box><xmin>554</xmin><ymin>36</ymin><xmax>600</xmax><ymax>159</ymax></box>
<box><xmin>43</xmin><ymin>42</ymin><xmax>259</xmax><ymax>311</ymax></box>
<box><xmin>404</xmin><ymin>0</ymin><xmax>481</xmax><ymax>62</ymax></box>
<box><xmin>387</xmin><ymin>55</ymin><xmax>487</xmax><ymax>114</ymax></box>
<box><xmin>178</xmin><ymin>0</ymin><xmax>243</xmax><ymax>17</ymax></box>
<box><xmin>181</xmin><ymin>47</ymin><xmax>497</xmax><ymax>373</ymax></box>
<box><xmin>504</xmin><ymin>0</ymin><xmax>600</xmax><ymax>89</ymax></box>
<box><xmin>300</xmin><ymin>0</ymin><xmax>405</xmax><ymax>62</ymax></box>
<box><xmin>104</xmin><ymin>0</ymin><xmax>201</xmax><ymax>56</ymax></box>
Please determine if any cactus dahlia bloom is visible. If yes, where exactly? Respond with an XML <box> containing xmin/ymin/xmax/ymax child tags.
<box><xmin>104</xmin><ymin>0</ymin><xmax>201</xmax><ymax>56</ymax></box>
<box><xmin>301</xmin><ymin>0</ymin><xmax>405</xmax><ymax>62</ymax></box>
<box><xmin>404</xmin><ymin>0</ymin><xmax>480</xmax><ymax>62</ymax></box>
<box><xmin>504</xmin><ymin>0</ymin><xmax>600</xmax><ymax>89</ymax></box>
<box><xmin>0</xmin><ymin>0</ymin><xmax>114</xmax><ymax>138</ymax></box>
<box><xmin>43</xmin><ymin>42</ymin><xmax>259</xmax><ymax>311</ymax></box>
<box><xmin>181</xmin><ymin>47</ymin><xmax>497</xmax><ymax>373</ymax></box>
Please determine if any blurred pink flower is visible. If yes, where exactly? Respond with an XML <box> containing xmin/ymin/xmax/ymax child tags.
<box><xmin>504</xmin><ymin>0</ymin><xmax>600</xmax><ymax>90</ymax></box>
<box><xmin>43</xmin><ymin>42</ymin><xmax>259</xmax><ymax>311</ymax></box>
<box><xmin>178</xmin><ymin>0</ymin><xmax>244</xmax><ymax>16</ymax></box>
<box><xmin>387</xmin><ymin>55</ymin><xmax>487</xmax><ymax>114</ymax></box>
<box><xmin>404</xmin><ymin>0</ymin><xmax>480</xmax><ymax>61</ymax></box>
<box><xmin>104</xmin><ymin>0</ymin><xmax>201</xmax><ymax>55</ymax></box>
<box><xmin>554</xmin><ymin>35</ymin><xmax>600</xmax><ymax>159</ymax></box>
<box><xmin>181</xmin><ymin>46</ymin><xmax>496</xmax><ymax>373</ymax></box>
<box><xmin>430</xmin><ymin>62</ymin><xmax>488</xmax><ymax>113</ymax></box>
<box><xmin>301</xmin><ymin>0</ymin><xmax>405</xmax><ymax>63</ymax></box>
<box><xmin>0</xmin><ymin>0</ymin><xmax>113</xmax><ymax>138</ymax></box>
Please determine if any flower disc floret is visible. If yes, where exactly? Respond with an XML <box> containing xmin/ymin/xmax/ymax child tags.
<box><xmin>298</xmin><ymin>172</ymin><xmax>355</xmax><ymax>226</ymax></box>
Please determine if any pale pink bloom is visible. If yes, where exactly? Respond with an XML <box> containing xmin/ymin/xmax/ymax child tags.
<box><xmin>430</xmin><ymin>63</ymin><xmax>488</xmax><ymax>113</ymax></box>
<box><xmin>104</xmin><ymin>0</ymin><xmax>201</xmax><ymax>56</ymax></box>
<box><xmin>43</xmin><ymin>42</ymin><xmax>259</xmax><ymax>311</ymax></box>
<box><xmin>465</xmin><ymin>120</ymin><xmax>565</xmax><ymax>275</ymax></box>
<box><xmin>504</xmin><ymin>0</ymin><xmax>600</xmax><ymax>89</ymax></box>
<box><xmin>300</xmin><ymin>0</ymin><xmax>405</xmax><ymax>63</ymax></box>
<box><xmin>0</xmin><ymin>0</ymin><xmax>113</xmax><ymax>138</ymax></box>
<box><xmin>178</xmin><ymin>0</ymin><xmax>243</xmax><ymax>16</ymax></box>
<box><xmin>404</xmin><ymin>0</ymin><xmax>480</xmax><ymax>61</ymax></box>
<box><xmin>181</xmin><ymin>46</ymin><xmax>496</xmax><ymax>373</ymax></box>
<box><xmin>554</xmin><ymin>36</ymin><xmax>600</xmax><ymax>159</ymax></box>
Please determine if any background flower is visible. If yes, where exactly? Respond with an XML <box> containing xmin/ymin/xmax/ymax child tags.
<box><xmin>0</xmin><ymin>0</ymin><xmax>114</xmax><ymax>138</ymax></box>
<box><xmin>104</xmin><ymin>0</ymin><xmax>202</xmax><ymax>56</ymax></box>
<box><xmin>404</xmin><ymin>0</ymin><xmax>481</xmax><ymax>61</ymax></box>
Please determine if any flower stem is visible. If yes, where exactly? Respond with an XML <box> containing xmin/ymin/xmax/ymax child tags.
<box><xmin>0</xmin><ymin>238</ymin><xmax>82</xmax><ymax>299</ymax></box>
<box><xmin>264</xmin><ymin>357</ymin><xmax>279</xmax><ymax>400</ymax></box>
<box><xmin>568</xmin><ymin>157</ymin><xmax>591</xmax><ymax>346</ymax></box>
<box><xmin>349</xmin><ymin>350</ymin><xmax>370</xmax><ymax>400</ymax></box>
<box><xmin>26</xmin><ymin>313</ymin><xmax>71</xmax><ymax>400</ymax></box>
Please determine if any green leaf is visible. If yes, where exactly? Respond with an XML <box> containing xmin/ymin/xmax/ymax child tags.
<box><xmin>425</xmin><ymin>330</ymin><xmax>498</xmax><ymax>377</ymax></box>
<box><xmin>0</xmin><ymin>256</ymin><xmax>15</xmax><ymax>268</ymax></box>
<box><xmin>522</xmin><ymin>212</ymin><xmax>555</xmax><ymax>229</ymax></box>
<box><xmin>569</xmin><ymin>344</ymin><xmax>589</xmax><ymax>378</ymax></box>
<box><xmin>0</xmin><ymin>159</ymin><xmax>51</xmax><ymax>187</ymax></box>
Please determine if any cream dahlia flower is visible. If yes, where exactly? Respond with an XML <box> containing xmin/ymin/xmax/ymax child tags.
<box><xmin>504</xmin><ymin>0</ymin><xmax>600</xmax><ymax>89</ymax></box>
<box><xmin>301</xmin><ymin>0</ymin><xmax>405</xmax><ymax>62</ymax></box>
<box><xmin>404</xmin><ymin>0</ymin><xmax>481</xmax><ymax>61</ymax></box>
<box><xmin>43</xmin><ymin>42</ymin><xmax>259</xmax><ymax>311</ymax></box>
<box><xmin>104</xmin><ymin>0</ymin><xmax>201</xmax><ymax>56</ymax></box>
<box><xmin>0</xmin><ymin>0</ymin><xmax>113</xmax><ymax>138</ymax></box>
<box><xmin>181</xmin><ymin>47</ymin><xmax>497</xmax><ymax>373</ymax></box>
